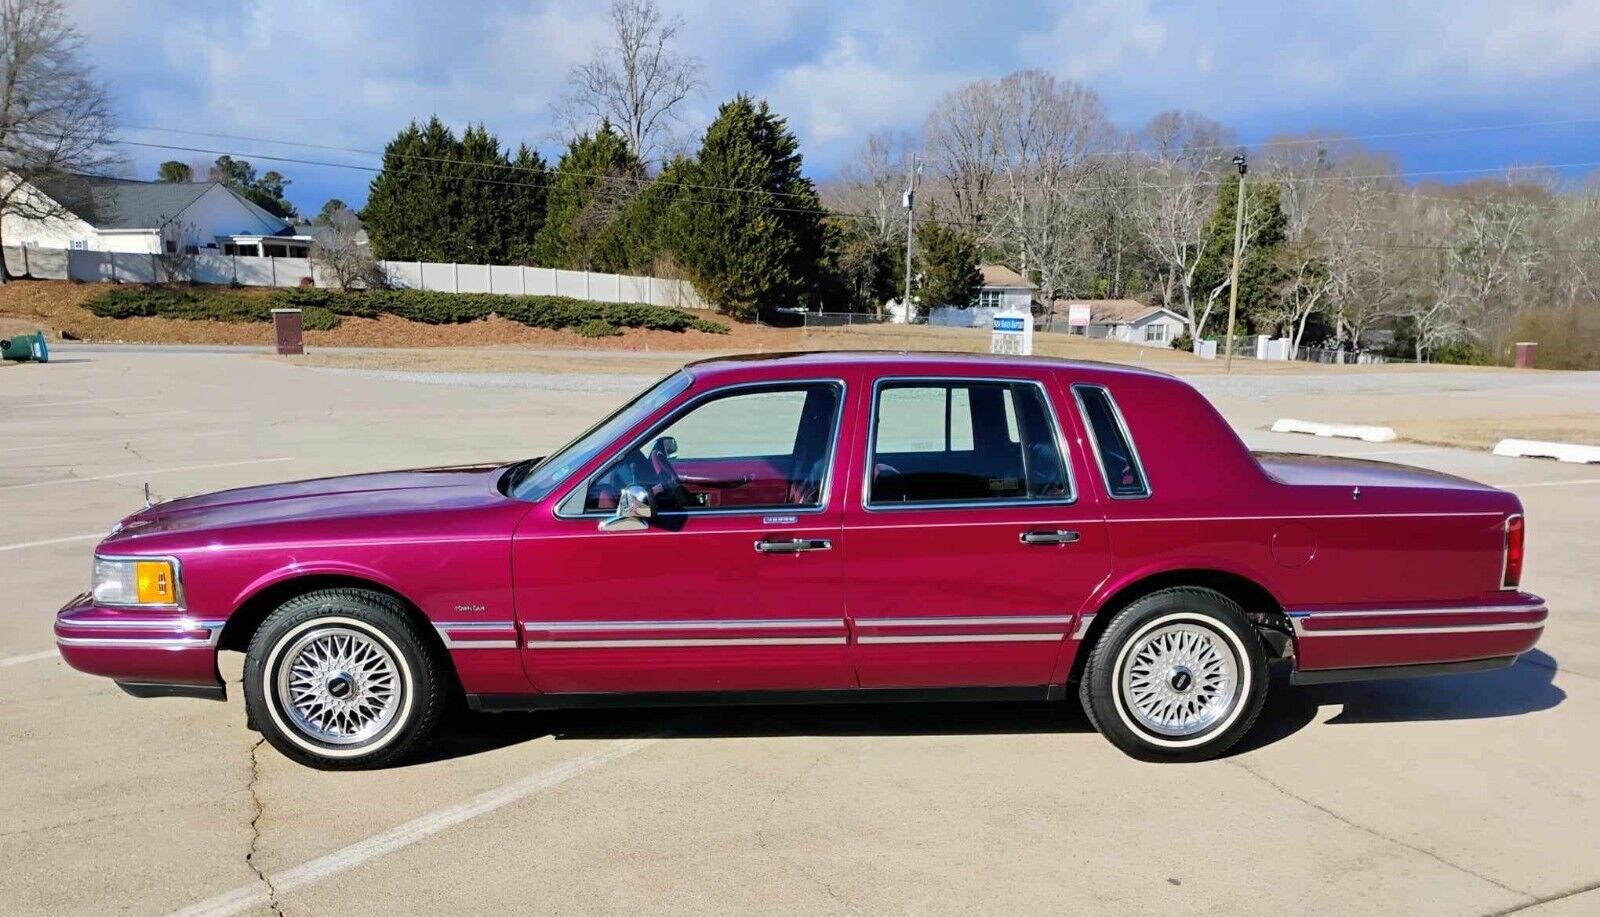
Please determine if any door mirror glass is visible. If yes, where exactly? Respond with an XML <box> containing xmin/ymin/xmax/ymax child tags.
<box><xmin>599</xmin><ymin>483</ymin><xmax>654</xmax><ymax>531</ymax></box>
<box><xmin>654</xmin><ymin>435</ymin><xmax>678</xmax><ymax>459</ymax></box>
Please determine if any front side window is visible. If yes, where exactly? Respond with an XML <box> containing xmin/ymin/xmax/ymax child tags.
<box><xmin>868</xmin><ymin>380</ymin><xmax>1070</xmax><ymax>506</ymax></box>
<box><xmin>511</xmin><ymin>371</ymin><xmax>692</xmax><ymax>501</ymax></box>
<box><xmin>1074</xmin><ymin>384</ymin><xmax>1150</xmax><ymax>498</ymax></box>
<box><xmin>579</xmin><ymin>383</ymin><xmax>841</xmax><ymax>514</ymax></box>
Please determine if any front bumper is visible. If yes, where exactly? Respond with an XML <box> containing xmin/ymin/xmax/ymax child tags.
<box><xmin>54</xmin><ymin>593</ymin><xmax>228</xmax><ymax>700</ymax></box>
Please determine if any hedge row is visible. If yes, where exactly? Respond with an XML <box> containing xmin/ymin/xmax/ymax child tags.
<box><xmin>83</xmin><ymin>286</ymin><xmax>729</xmax><ymax>337</ymax></box>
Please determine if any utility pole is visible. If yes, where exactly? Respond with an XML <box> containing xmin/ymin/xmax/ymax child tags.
<box><xmin>901</xmin><ymin>155</ymin><xmax>922</xmax><ymax>322</ymax></box>
<box><xmin>1224</xmin><ymin>152</ymin><xmax>1248</xmax><ymax>372</ymax></box>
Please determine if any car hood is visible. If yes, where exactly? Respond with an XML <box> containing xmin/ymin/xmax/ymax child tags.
<box><xmin>105</xmin><ymin>464</ymin><xmax>516</xmax><ymax>540</ymax></box>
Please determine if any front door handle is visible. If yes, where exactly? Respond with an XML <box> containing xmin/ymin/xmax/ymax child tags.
<box><xmin>755</xmin><ymin>537</ymin><xmax>833</xmax><ymax>554</ymax></box>
<box><xmin>1020</xmin><ymin>529</ymin><xmax>1080</xmax><ymax>546</ymax></box>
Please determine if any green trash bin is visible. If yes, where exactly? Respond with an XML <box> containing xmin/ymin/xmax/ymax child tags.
<box><xmin>0</xmin><ymin>330</ymin><xmax>49</xmax><ymax>363</ymax></box>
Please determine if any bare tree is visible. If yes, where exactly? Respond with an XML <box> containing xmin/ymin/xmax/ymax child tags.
<box><xmin>156</xmin><ymin>217</ymin><xmax>198</xmax><ymax>284</ymax></box>
<box><xmin>1131</xmin><ymin>111</ymin><xmax>1233</xmax><ymax>338</ymax></box>
<box><xmin>0</xmin><ymin>0</ymin><xmax>116</xmax><ymax>279</ymax></box>
<box><xmin>312</xmin><ymin>208</ymin><xmax>381</xmax><ymax>291</ymax></box>
<box><xmin>557</xmin><ymin>0</ymin><xmax>702</xmax><ymax>165</ymax></box>
<box><xmin>923</xmin><ymin>79</ymin><xmax>1003</xmax><ymax>235</ymax></box>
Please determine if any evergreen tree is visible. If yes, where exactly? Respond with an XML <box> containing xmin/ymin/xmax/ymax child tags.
<box><xmin>915</xmin><ymin>222</ymin><xmax>981</xmax><ymax>312</ymax></box>
<box><xmin>455</xmin><ymin>123</ymin><xmax>514</xmax><ymax>262</ymax></box>
<box><xmin>532</xmin><ymin>123</ymin><xmax>641</xmax><ymax>269</ymax></box>
<box><xmin>156</xmin><ymin>161</ymin><xmax>192</xmax><ymax>183</ymax></box>
<box><xmin>506</xmin><ymin>143</ymin><xmax>549</xmax><ymax>264</ymax></box>
<box><xmin>667</xmin><ymin>95</ymin><xmax>823</xmax><ymax>321</ymax></box>
<box><xmin>364</xmin><ymin>117</ymin><xmax>464</xmax><ymax>261</ymax></box>
<box><xmin>208</xmin><ymin>155</ymin><xmax>297</xmax><ymax>219</ymax></box>
<box><xmin>1194</xmin><ymin>174</ymin><xmax>1287</xmax><ymax>330</ymax></box>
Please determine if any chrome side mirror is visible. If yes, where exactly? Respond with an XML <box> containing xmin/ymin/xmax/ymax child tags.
<box><xmin>599</xmin><ymin>484</ymin><xmax>654</xmax><ymax>532</ymax></box>
<box><xmin>654</xmin><ymin>435</ymin><xmax>678</xmax><ymax>458</ymax></box>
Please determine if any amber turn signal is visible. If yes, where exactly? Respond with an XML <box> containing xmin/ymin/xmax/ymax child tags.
<box><xmin>135</xmin><ymin>560</ymin><xmax>177</xmax><ymax>604</ymax></box>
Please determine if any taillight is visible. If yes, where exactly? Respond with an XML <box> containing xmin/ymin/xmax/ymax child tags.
<box><xmin>1502</xmin><ymin>514</ymin><xmax>1525</xmax><ymax>589</ymax></box>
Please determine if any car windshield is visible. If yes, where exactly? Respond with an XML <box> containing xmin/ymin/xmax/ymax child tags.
<box><xmin>508</xmin><ymin>370</ymin><xmax>692</xmax><ymax>502</ymax></box>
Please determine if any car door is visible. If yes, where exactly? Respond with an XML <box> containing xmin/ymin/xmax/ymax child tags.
<box><xmin>510</xmin><ymin>376</ymin><xmax>856</xmax><ymax>695</ymax></box>
<box><xmin>841</xmin><ymin>372</ymin><xmax>1111</xmax><ymax>688</ymax></box>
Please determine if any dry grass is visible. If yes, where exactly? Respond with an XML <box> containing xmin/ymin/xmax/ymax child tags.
<box><xmin>1389</xmin><ymin>413</ymin><xmax>1600</xmax><ymax>450</ymax></box>
<box><xmin>0</xmin><ymin>278</ymin><xmax>1522</xmax><ymax>380</ymax></box>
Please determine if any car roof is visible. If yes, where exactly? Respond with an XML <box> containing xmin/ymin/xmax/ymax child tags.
<box><xmin>683</xmin><ymin>350</ymin><xmax>1177</xmax><ymax>384</ymax></box>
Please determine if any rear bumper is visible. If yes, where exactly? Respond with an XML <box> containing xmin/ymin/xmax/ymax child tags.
<box><xmin>54</xmin><ymin>594</ymin><xmax>227</xmax><ymax>700</ymax></box>
<box><xmin>1288</xmin><ymin>592</ymin><xmax>1545</xmax><ymax>678</ymax></box>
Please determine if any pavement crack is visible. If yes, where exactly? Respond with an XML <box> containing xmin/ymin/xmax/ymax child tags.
<box><xmin>245</xmin><ymin>737</ymin><xmax>285</xmax><ymax>916</ymax></box>
<box><xmin>1486</xmin><ymin>877</ymin><xmax>1600</xmax><ymax>915</ymax></box>
<box><xmin>750</xmin><ymin>752</ymin><xmax>859</xmax><ymax>914</ymax></box>
<box><xmin>1229</xmin><ymin>760</ymin><xmax>1534</xmax><ymax>903</ymax></box>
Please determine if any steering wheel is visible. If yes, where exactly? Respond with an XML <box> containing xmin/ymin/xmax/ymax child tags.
<box><xmin>649</xmin><ymin>438</ymin><xmax>690</xmax><ymax>508</ymax></box>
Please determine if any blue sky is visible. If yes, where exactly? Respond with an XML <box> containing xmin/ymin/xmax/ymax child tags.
<box><xmin>66</xmin><ymin>0</ymin><xmax>1600</xmax><ymax>214</ymax></box>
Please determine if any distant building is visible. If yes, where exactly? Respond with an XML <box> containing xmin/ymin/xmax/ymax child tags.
<box><xmin>926</xmin><ymin>263</ymin><xmax>1038</xmax><ymax>328</ymax></box>
<box><xmin>1</xmin><ymin>171</ymin><xmax>312</xmax><ymax>257</ymax></box>
<box><xmin>1063</xmin><ymin>299</ymin><xmax>1188</xmax><ymax>344</ymax></box>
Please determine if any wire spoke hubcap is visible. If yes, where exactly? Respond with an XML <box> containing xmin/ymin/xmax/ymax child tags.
<box><xmin>276</xmin><ymin>626</ymin><xmax>402</xmax><ymax>746</ymax></box>
<box><xmin>1119</xmin><ymin>622</ymin><xmax>1240</xmax><ymax>738</ymax></box>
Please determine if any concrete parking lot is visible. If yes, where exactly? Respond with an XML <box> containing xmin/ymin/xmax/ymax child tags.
<box><xmin>3</xmin><ymin>349</ymin><xmax>1598</xmax><ymax>916</ymax></box>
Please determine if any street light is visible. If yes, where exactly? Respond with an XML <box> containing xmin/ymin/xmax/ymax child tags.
<box><xmin>1223</xmin><ymin>152</ymin><xmax>1248</xmax><ymax>371</ymax></box>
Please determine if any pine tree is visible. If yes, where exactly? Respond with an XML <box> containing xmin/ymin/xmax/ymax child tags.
<box><xmin>506</xmin><ymin>143</ymin><xmax>549</xmax><ymax>265</ymax></box>
<box><xmin>531</xmin><ymin>123</ymin><xmax>641</xmax><ymax>269</ymax></box>
<box><xmin>915</xmin><ymin>223</ymin><xmax>981</xmax><ymax>312</ymax></box>
<box><xmin>364</xmin><ymin>118</ymin><xmax>458</xmax><ymax>261</ymax></box>
<box><xmin>1194</xmin><ymin>174</ymin><xmax>1287</xmax><ymax>330</ymax></box>
<box><xmin>667</xmin><ymin>95</ymin><xmax>824</xmax><ymax>321</ymax></box>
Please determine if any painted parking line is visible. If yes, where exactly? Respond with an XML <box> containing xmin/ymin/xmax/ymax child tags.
<box><xmin>0</xmin><ymin>533</ymin><xmax>103</xmax><ymax>553</ymax></box>
<box><xmin>167</xmin><ymin>736</ymin><xmax>663</xmax><ymax>917</ymax></box>
<box><xmin>1345</xmin><ymin>447</ymin><xmax>1446</xmax><ymax>458</ymax></box>
<box><xmin>0</xmin><ymin>429</ymin><xmax>241</xmax><ymax>454</ymax></box>
<box><xmin>0</xmin><ymin>650</ymin><xmax>58</xmax><ymax>669</ymax></box>
<box><xmin>8</xmin><ymin>396</ymin><xmax>157</xmax><ymax>409</ymax></box>
<box><xmin>1491</xmin><ymin>478</ymin><xmax>1600</xmax><ymax>489</ymax></box>
<box><xmin>0</xmin><ymin>458</ymin><xmax>294</xmax><ymax>492</ymax></box>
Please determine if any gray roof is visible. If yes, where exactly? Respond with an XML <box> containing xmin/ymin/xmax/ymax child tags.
<box><xmin>30</xmin><ymin>173</ymin><xmax>289</xmax><ymax>233</ymax></box>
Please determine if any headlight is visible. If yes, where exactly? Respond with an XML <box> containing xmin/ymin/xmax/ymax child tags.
<box><xmin>92</xmin><ymin>556</ymin><xmax>182</xmax><ymax>607</ymax></box>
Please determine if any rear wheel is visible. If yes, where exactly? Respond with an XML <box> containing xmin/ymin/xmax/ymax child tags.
<box><xmin>244</xmin><ymin>588</ymin><xmax>446</xmax><ymax>769</ymax></box>
<box><xmin>1079</xmin><ymin>587</ymin><xmax>1267</xmax><ymax>762</ymax></box>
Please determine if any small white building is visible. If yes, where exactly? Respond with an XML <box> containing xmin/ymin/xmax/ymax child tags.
<box><xmin>1076</xmin><ymin>300</ymin><xmax>1188</xmax><ymax>345</ymax></box>
<box><xmin>926</xmin><ymin>264</ymin><xmax>1037</xmax><ymax>328</ymax></box>
<box><xmin>2</xmin><ymin>172</ymin><xmax>312</xmax><ymax>257</ymax></box>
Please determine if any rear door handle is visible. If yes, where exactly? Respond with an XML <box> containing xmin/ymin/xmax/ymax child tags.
<box><xmin>755</xmin><ymin>537</ymin><xmax>833</xmax><ymax>554</ymax></box>
<box><xmin>1020</xmin><ymin>530</ymin><xmax>1080</xmax><ymax>546</ymax></box>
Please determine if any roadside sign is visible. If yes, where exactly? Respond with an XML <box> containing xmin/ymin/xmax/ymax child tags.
<box><xmin>1068</xmin><ymin>304</ymin><xmax>1091</xmax><ymax>327</ymax></box>
<box><xmin>990</xmin><ymin>309</ymin><xmax>1033</xmax><ymax>356</ymax></box>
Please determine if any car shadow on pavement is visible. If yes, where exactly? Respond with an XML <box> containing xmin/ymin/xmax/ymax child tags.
<box><xmin>1234</xmin><ymin>650</ymin><xmax>1566</xmax><ymax>755</ymax></box>
<box><xmin>420</xmin><ymin>651</ymin><xmax>1566</xmax><ymax>764</ymax></box>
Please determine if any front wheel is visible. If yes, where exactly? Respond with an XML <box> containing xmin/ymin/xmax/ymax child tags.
<box><xmin>1079</xmin><ymin>587</ymin><xmax>1268</xmax><ymax>762</ymax></box>
<box><xmin>244</xmin><ymin>589</ymin><xmax>447</xmax><ymax>769</ymax></box>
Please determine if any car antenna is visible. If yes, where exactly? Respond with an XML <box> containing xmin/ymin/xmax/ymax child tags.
<box><xmin>143</xmin><ymin>482</ymin><xmax>152</xmax><ymax>508</ymax></box>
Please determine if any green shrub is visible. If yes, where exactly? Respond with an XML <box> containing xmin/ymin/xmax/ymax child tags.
<box><xmin>83</xmin><ymin>285</ymin><xmax>728</xmax><ymax>336</ymax></box>
<box><xmin>299</xmin><ymin>306</ymin><xmax>343</xmax><ymax>331</ymax></box>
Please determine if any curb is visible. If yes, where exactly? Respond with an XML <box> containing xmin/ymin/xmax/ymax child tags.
<box><xmin>1492</xmin><ymin>438</ymin><xmax>1600</xmax><ymax>464</ymax></box>
<box><xmin>1271</xmin><ymin>418</ymin><xmax>1397</xmax><ymax>443</ymax></box>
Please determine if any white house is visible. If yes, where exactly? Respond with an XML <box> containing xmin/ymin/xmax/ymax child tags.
<box><xmin>2</xmin><ymin>172</ymin><xmax>312</xmax><ymax>257</ymax></box>
<box><xmin>926</xmin><ymin>264</ymin><xmax>1037</xmax><ymax>328</ymax></box>
<box><xmin>1072</xmin><ymin>299</ymin><xmax>1188</xmax><ymax>344</ymax></box>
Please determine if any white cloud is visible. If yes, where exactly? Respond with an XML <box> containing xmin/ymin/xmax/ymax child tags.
<box><xmin>1019</xmin><ymin>0</ymin><xmax>1168</xmax><ymax>81</ymax></box>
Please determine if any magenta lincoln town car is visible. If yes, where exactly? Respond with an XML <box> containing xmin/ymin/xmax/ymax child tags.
<box><xmin>56</xmin><ymin>352</ymin><xmax>1544</xmax><ymax>768</ymax></box>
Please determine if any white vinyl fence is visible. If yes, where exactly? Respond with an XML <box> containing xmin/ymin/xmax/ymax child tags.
<box><xmin>2</xmin><ymin>245</ymin><xmax>708</xmax><ymax>309</ymax></box>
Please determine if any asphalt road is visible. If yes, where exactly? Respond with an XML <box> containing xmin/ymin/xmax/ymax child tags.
<box><xmin>2</xmin><ymin>350</ymin><xmax>1597</xmax><ymax>916</ymax></box>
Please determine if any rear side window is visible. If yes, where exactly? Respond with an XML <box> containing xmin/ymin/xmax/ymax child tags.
<box><xmin>868</xmin><ymin>380</ymin><xmax>1071</xmax><ymax>506</ymax></box>
<box><xmin>1073</xmin><ymin>384</ymin><xmax>1150</xmax><ymax>498</ymax></box>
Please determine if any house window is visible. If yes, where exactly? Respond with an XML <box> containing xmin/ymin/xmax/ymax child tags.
<box><xmin>974</xmin><ymin>289</ymin><xmax>1004</xmax><ymax>310</ymax></box>
<box><xmin>1144</xmin><ymin>323</ymin><xmax>1167</xmax><ymax>343</ymax></box>
<box><xmin>164</xmin><ymin>239</ymin><xmax>177</xmax><ymax>254</ymax></box>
